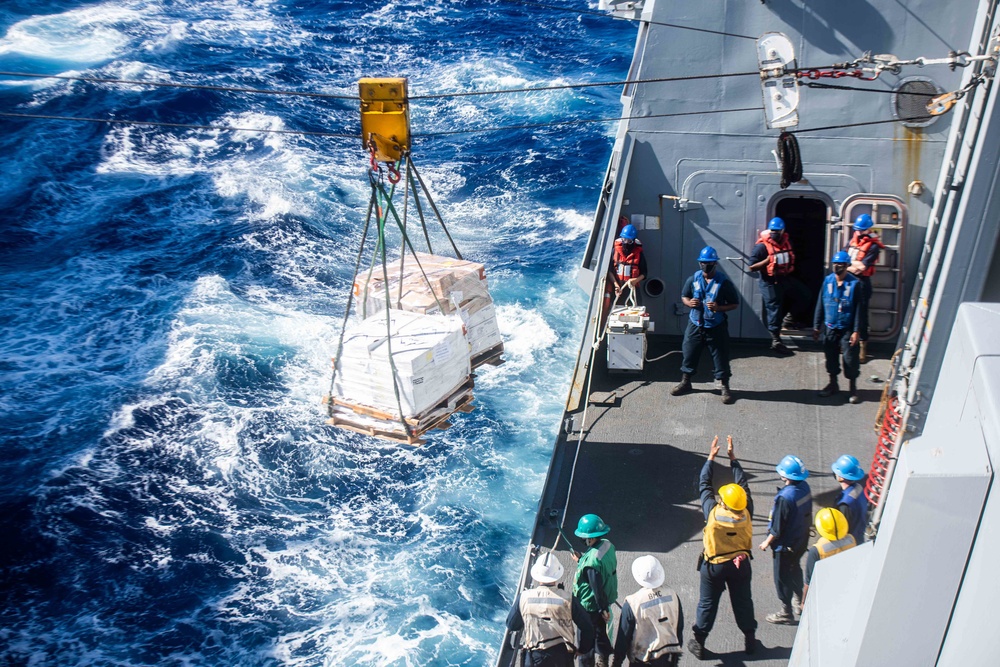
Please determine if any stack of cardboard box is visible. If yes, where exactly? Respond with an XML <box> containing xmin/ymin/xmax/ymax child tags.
<box><xmin>332</xmin><ymin>309</ymin><xmax>471</xmax><ymax>419</ymax></box>
<box><xmin>355</xmin><ymin>252</ymin><xmax>503</xmax><ymax>364</ymax></box>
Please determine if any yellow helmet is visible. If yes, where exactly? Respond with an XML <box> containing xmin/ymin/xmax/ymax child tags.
<box><xmin>719</xmin><ymin>484</ymin><xmax>747</xmax><ymax>511</ymax></box>
<box><xmin>815</xmin><ymin>507</ymin><xmax>848</xmax><ymax>541</ymax></box>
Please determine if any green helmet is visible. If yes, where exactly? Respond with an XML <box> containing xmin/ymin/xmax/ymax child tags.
<box><xmin>575</xmin><ymin>513</ymin><xmax>611</xmax><ymax>538</ymax></box>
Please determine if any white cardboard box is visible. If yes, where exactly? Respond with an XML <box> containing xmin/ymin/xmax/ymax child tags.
<box><xmin>355</xmin><ymin>252</ymin><xmax>503</xmax><ymax>357</ymax></box>
<box><xmin>334</xmin><ymin>310</ymin><xmax>471</xmax><ymax>417</ymax></box>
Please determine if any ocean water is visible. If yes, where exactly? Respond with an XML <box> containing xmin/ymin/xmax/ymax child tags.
<box><xmin>0</xmin><ymin>1</ymin><xmax>632</xmax><ymax>665</ymax></box>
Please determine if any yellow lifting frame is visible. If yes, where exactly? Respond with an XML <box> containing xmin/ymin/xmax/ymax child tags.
<box><xmin>359</xmin><ymin>77</ymin><xmax>410</xmax><ymax>163</ymax></box>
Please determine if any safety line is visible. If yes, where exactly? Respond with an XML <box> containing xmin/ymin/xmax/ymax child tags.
<box><xmin>795</xmin><ymin>115</ymin><xmax>934</xmax><ymax>133</ymax></box>
<box><xmin>0</xmin><ymin>70</ymin><xmax>357</xmax><ymax>100</ymax></box>
<box><xmin>0</xmin><ymin>107</ymin><xmax>762</xmax><ymax>141</ymax></box>
<box><xmin>1</xmin><ymin>68</ymin><xmax>759</xmax><ymax>102</ymax></box>
<box><xmin>409</xmin><ymin>71</ymin><xmax>760</xmax><ymax>99</ymax></box>
<box><xmin>496</xmin><ymin>0</ymin><xmax>758</xmax><ymax>40</ymax></box>
<box><xmin>804</xmin><ymin>81</ymin><xmax>939</xmax><ymax>96</ymax></box>
<box><xmin>1</xmin><ymin>108</ymin><xmax>937</xmax><ymax>140</ymax></box>
<box><xmin>414</xmin><ymin>107</ymin><xmax>763</xmax><ymax>137</ymax></box>
<box><xmin>0</xmin><ymin>111</ymin><xmax>359</xmax><ymax>138</ymax></box>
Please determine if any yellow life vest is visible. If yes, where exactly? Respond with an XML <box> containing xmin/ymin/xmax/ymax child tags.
<box><xmin>815</xmin><ymin>534</ymin><xmax>857</xmax><ymax>559</ymax></box>
<box><xmin>703</xmin><ymin>504</ymin><xmax>753</xmax><ymax>564</ymax></box>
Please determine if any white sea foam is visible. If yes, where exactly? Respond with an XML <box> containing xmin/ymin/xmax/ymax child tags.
<box><xmin>0</xmin><ymin>6</ymin><xmax>140</xmax><ymax>66</ymax></box>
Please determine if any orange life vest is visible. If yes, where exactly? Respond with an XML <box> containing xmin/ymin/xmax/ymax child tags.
<box><xmin>758</xmin><ymin>230</ymin><xmax>795</xmax><ymax>277</ymax></box>
<box><xmin>847</xmin><ymin>232</ymin><xmax>884</xmax><ymax>277</ymax></box>
<box><xmin>614</xmin><ymin>239</ymin><xmax>643</xmax><ymax>282</ymax></box>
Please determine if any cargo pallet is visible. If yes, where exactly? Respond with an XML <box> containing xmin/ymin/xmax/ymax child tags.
<box><xmin>324</xmin><ymin>378</ymin><xmax>475</xmax><ymax>445</ymax></box>
<box><xmin>471</xmin><ymin>342</ymin><xmax>505</xmax><ymax>370</ymax></box>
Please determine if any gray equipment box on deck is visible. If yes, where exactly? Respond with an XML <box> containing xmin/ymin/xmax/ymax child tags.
<box><xmin>607</xmin><ymin>306</ymin><xmax>653</xmax><ymax>372</ymax></box>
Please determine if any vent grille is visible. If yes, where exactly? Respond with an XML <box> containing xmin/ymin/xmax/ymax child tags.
<box><xmin>892</xmin><ymin>78</ymin><xmax>942</xmax><ymax>128</ymax></box>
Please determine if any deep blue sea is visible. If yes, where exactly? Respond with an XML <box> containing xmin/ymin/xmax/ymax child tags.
<box><xmin>0</xmin><ymin>2</ymin><xmax>632</xmax><ymax>665</ymax></box>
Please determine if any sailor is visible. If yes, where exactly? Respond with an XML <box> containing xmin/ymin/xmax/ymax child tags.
<box><xmin>813</xmin><ymin>250</ymin><xmax>863</xmax><ymax>403</ymax></box>
<box><xmin>572</xmin><ymin>514</ymin><xmax>618</xmax><ymax>667</ymax></box>
<box><xmin>802</xmin><ymin>508</ymin><xmax>857</xmax><ymax>604</ymax></box>
<box><xmin>611</xmin><ymin>555</ymin><xmax>683</xmax><ymax>667</ymax></box>
<box><xmin>748</xmin><ymin>217</ymin><xmax>796</xmax><ymax>355</ymax></box>
<box><xmin>507</xmin><ymin>551</ymin><xmax>596</xmax><ymax>667</ymax></box>
<box><xmin>831</xmin><ymin>454</ymin><xmax>869</xmax><ymax>543</ymax></box>
<box><xmin>758</xmin><ymin>454</ymin><xmax>813</xmax><ymax>625</ymax></box>
<box><xmin>844</xmin><ymin>214</ymin><xmax>884</xmax><ymax>363</ymax></box>
<box><xmin>689</xmin><ymin>435</ymin><xmax>757</xmax><ymax>660</ymax></box>
<box><xmin>671</xmin><ymin>246</ymin><xmax>740</xmax><ymax>404</ymax></box>
<box><xmin>609</xmin><ymin>224</ymin><xmax>647</xmax><ymax>302</ymax></box>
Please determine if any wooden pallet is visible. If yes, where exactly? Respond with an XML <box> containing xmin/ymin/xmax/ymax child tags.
<box><xmin>471</xmin><ymin>342</ymin><xmax>505</xmax><ymax>370</ymax></box>
<box><xmin>325</xmin><ymin>378</ymin><xmax>475</xmax><ymax>445</ymax></box>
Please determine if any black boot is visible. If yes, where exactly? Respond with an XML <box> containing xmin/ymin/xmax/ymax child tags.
<box><xmin>671</xmin><ymin>373</ymin><xmax>692</xmax><ymax>396</ymax></box>
<box><xmin>688</xmin><ymin>635</ymin><xmax>707</xmax><ymax>660</ymax></box>
<box><xmin>745</xmin><ymin>632</ymin><xmax>757</xmax><ymax>654</ymax></box>
<box><xmin>818</xmin><ymin>374</ymin><xmax>839</xmax><ymax>397</ymax></box>
<box><xmin>849</xmin><ymin>379</ymin><xmax>860</xmax><ymax>404</ymax></box>
<box><xmin>720</xmin><ymin>379</ymin><xmax>734</xmax><ymax>404</ymax></box>
<box><xmin>770</xmin><ymin>333</ymin><xmax>792</xmax><ymax>355</ymax></box>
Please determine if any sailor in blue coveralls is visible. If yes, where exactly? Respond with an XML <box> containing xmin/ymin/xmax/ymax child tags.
<box><xmin>758</xmin><ymin>454</ymin><xmax>813</xmax><ymax>625</ymax></box>
<box><xmin>832</xmin><ymin>454</ymin><xmax>869</xmax><ymax>543</ymax></box>
<box><xmin>812</xmin><ymin>250</ymin><xmax>863</xmax><ymax>403</ymax></box>
<box><xmin>671</xmin><ymin>247</ymin><xmax>740</xmax><ymax>404</ymax></box>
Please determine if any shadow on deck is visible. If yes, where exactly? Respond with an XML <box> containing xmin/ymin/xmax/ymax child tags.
<box><xmin>522</xmin><ymin>336</ymin><xmax>891</xmax><ymax>666</ymax></box>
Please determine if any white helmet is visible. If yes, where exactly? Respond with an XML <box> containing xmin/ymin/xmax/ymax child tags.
<box><xmin>530</xmin><ymin>552</ymin><xmax>564</xmax><ymax>584</ymax></box>
<box><xmin>631</xmin><ymin>555</ymin><xmax>665</xmax><ymax>589</ymax></box>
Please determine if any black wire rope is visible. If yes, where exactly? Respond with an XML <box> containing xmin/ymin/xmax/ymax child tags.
<box><xmin>496</xmin><ymin>0</ymin><xmax>758</xmax><ymax>40</ymax></box>
<box><xmin>0</xmin><ymin>111</ymin><xmax>359</xmax><ymax>138</ymax></box>
<box><xmin>413</xmin><ymin>106</ymin><xmax>763</xmax><ymax>137</ymax></box>
<box><xmin>376</xmin><ymin>177</ymin><xmax>450</xmax><ymax>317</ymax></box>
<box><xmin>398</xmin><ymin>161</ymin><xmax>411</xmax><ymax>310</ymax></box>
<box><xmin>0</xmin><ymin>70</ymin><xmax>356</xmax><ymax>100</ymax></box>
<box><xmin>795</xmin><ymin>115</ymin><xmax>935</xmax><ymax>133</ymax></box>
<box><xmin>359</xmin><ymin>178</ymin><xmax>398</xmax><ymax>318</ymax></box>
<box><xmin>372</xmin><ymin>179</ymin><xmax>415</xmax><ymax>439</ymax></box>
<box><xmin>329</xmin><ymin>183</ymin><xmax>377</xmax><ymax>409</ymax></box>
<box><xmin>0</xmin><ymin>67</ymin><xmax>759</xmax><ymax>102</ymax></box>
<box><xmin>405</xmin><ymin>162</ymin><xmax>435</xmax><ymax>255</ymax></box>
<box><xmin>409</xmin><ymin>70</ymin><xmax>759</xmax><ymax>100</ymax></box>
<box><xmin>407</xmin><ymin>157</ymin><xmax>463</xmax><ymax>261</ymax></box>
<box><xmin>803</xmin><ymin>81</ymin><xmax>939</xmax><ymax>95</ymax></box>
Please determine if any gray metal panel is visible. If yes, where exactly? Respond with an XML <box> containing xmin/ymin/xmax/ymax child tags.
<box><xmin>847</xmin><ymin>422</ymin><xmax>990</xmax><ymax>666</ymax></box>
<box><xmin>789</xmin><ymin>544</ymin><xmax>874</xmax><ymax>667</ymax></box>
<box><xmin>937</xmin><ymin>358</ymin><xmax>1000</xmax><ymax>666</ymax></box>
<box><xmin>924</xmin><ymin>304</ymin><xmax>1000</xmax><ymax>433</ymax></box>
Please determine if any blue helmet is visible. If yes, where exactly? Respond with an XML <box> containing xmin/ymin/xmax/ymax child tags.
<box><xmin>832</xmin><ymin>454</ymin><xmax>866</xmax><ymax>481</ymax></box>
<box><xmin>832</xmin><ymin>250</ymin><xmax>851</xmax><ymax>264</ymax></box>
<box><xmin>853</xmin><ymin>214</ymin><xmax>874</xmax><ymax>231</ymax></box>
<box><xmin>768</xmin><ymin>217</ymin><xmax>786</xmax><ymax>231</ymax></box>
<box><xmin>698</xmin><ymin>246</ymin><xmax>720</xmax><ymax>262</ymax></box>
<box><xmin>620</xmin><ymin>224</ymin><xmax>638</xmax><ymax>240</ymax></box>
<box><xmin>776</xmin><ymin>454</ymin><xmax>810</xmax><ymax>481</ymax></box>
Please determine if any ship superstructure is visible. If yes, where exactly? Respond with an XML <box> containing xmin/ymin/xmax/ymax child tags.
<box><xmin>499</xmin><ymin>1</ymin><xmax>1000</xmax><ymax>665</ymax></box>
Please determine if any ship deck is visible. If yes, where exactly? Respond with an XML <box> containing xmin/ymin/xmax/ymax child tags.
<box><xmin>508</xmin><ymin>335</ymin><xmax>891</xmax><ymax>666</ymax></box>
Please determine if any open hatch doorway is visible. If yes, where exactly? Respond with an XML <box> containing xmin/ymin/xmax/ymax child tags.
<box><xmin>774</xmin><ymin>196</ymin><xmax>829</xmax><ymax>329</ymax></box>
